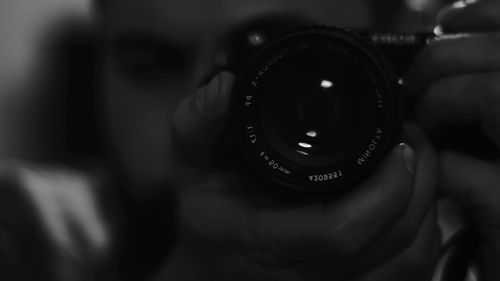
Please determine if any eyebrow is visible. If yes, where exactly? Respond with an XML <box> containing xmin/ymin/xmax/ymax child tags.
<box><xmin>106</xmin><ymin>31</ymin><xmax>201</xmax><ymax>71</ymax></box>
<box><xmin>109</xmin><ymin>31</ymin><xmax>197</xmax><ymax>54</ymax></box>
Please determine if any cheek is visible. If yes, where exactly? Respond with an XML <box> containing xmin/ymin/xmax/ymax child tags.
<box><xmin>103</xmin><ymin>74</ymin><xmax>189</xmax><ymax>188</ymax></box>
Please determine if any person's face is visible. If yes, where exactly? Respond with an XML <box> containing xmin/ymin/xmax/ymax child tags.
<box><xmin>101</xmin><ymin>0</ymin><xmax>374</xmax><ymax>192</ymax></box>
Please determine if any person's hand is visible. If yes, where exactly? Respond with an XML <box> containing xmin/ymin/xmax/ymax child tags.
<box><xmin>405</xmin><ymin>0</ymin><xmax>500</xmax><ymax>279</ymax></box>
<box><xmin>0</xmin><ymin>162</ymin><xmax>115</xmax><ymax>281</ymax></box>
<box><xmin>162</xmin><ymin>71</ymin><xmax>440</xmax><ymax>281</ymax></box>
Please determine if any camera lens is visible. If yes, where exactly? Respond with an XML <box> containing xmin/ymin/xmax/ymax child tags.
<box><xmin>260</xmin><ymin>45</ymin><xmax>377</xmax><ymax>166</ymax></box>
<box><xmin>233</xmin><ymin>27</ymin><xmax>402</xmax><ymax>192</ymax></box>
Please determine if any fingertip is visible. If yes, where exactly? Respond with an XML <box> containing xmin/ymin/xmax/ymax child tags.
<box><xmin>194</xmin><ymin>71</ymin><xmax>236</xmax><ymax>117</ymax></box>
<box><xmin>436</xmin><ymin>0</ymin><xmax>499</xmax><ymax>33</ymax></box>
<box><xmin>401</xmin><ymin>123</ymin><xmax>434</xmax><ymax>152</ymax></box>
<box><xmin>436</xmin><ymin>0</ymin><xmax>468</xmax><ymax>26</ymax></box>
<box><xmin>172</xmin><ymin>71</ymin><xmax>237</xmax><ymax>160</ymax></box>
<box><xmin>382</xmin><ymin>143</ymin><xmax>416</xmax><ymax>177</ymax></box>
<box><xmin>360</xmin><ymin>143</ymin><xmax>416</xmax><ymax>199</ymax></box>
<box><xmin>218</xmin><ymin>71</ymin><xmax>236</xmax><ymax>109</ymax></box>
<box><xmin>399</xmin><ymin>143</ymin><xmax>416</xmax><ymax>175</ymax></box>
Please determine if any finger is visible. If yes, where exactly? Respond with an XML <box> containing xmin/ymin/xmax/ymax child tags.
<box><xmin>357</xmin><ymin>124</ymin><xmax>438</xmax><ymax>270</ymax></box>
<box><xmin>289</xmin><ymin>125</ymin><xmax>438</xmax><ymax>281</ymax></box>
<box><xmin>414</xmin><ymin>73</ymin><xmax>500</xmax><ymax>146</ymax></box>
<box><xmin>172</xmin><ymin>71</ymin><xmax>235</xmax><ymax>163</ymax></box>
<box><xmin>437</xmin><ymin>0</ymin><xmax>500</xmax><ymax>33</ymax></box>
<box><xmin>353</xmin><ymin>207</ymin><xmax>441</xmax><ymax>281</ymax></box>
<box><xmin>179</xmin><ymin>141</ymin><xmax>416</xmax><ymax>269</ymax></box>
<box><xmin>439</xmin><ymin>151</ymin><xmax>500</xmax><ymax>226</ymax></box>
<box><xmin>405</xmin><ymin>34</ymin><xmax>500</xmax><ymax>95</ymax></box>
<box><xmin>0</xmin><ymin>164</ymin><xmax>40</xmax><ymax>236</ymax></box>
<box><xmin>439</xmin><ymin>151</ymin><xmax>500</xmax><ymax>280</ymax></box>
<box><xmin>0</xmin><ymin>163</ymin><xmax>50</xmax><ymax>279</ymax></box>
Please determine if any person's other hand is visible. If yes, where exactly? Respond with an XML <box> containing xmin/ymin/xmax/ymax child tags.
<box><xmin>162</xmin><ymin>71</ymin><xmax>440</xmax><ymax>281</ymax></box>
<box><xmin>0</xmin><ymin>162</ymin><xmax>115</xmax><ymax>281</ymax></box>
<box><xmin>406</xmin><ymin>0</ymin><xmax>500</xmax><ymax>279</ymax></box>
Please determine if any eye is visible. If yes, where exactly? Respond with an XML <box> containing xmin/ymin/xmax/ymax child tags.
<box><xmin>109</xmin><ymin>35</ymin><xmax>193</xmax><ymax>84</ymax></box>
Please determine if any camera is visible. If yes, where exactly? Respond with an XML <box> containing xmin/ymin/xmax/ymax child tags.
<box><xmin>225</xmin><ymin>19</ymin><xmax>433</xmax><ymax>193</ymax></box>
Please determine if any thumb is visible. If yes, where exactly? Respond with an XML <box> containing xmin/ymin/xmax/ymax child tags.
<box><xmin>172</xmin><ymin>72</ymin><xmax>236</xmax><ymax>164</ymax></box>
<box><xmin>437</xmin><ymin>0</ymin><xmax>500</xmax><ymax>33</ymax></box>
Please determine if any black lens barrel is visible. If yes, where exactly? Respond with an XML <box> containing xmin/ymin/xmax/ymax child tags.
<box><xmin>232</xmin><ymin>26</ymin><xmax>403</xmax><ymax>193</ymax></box>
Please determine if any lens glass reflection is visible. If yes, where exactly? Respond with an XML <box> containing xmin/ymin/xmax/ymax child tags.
<box><xmin>259</xmin><ymin>44</ymin><xmax>378</xmax><ymax>166</ymax></box>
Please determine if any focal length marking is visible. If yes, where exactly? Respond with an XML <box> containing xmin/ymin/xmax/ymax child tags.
<box><xmin>259</xmin><ymin>151</ymin><xmax>291</xmax><ymax>175</ymax></box>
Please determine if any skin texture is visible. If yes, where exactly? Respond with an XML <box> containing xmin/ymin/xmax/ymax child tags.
<box><xmin>405</xmin><ymin>0</ymin><xmax>500</xmax><ymax>280</ymax></box>
<box><xmin>162</xmin><ymin>71</ymin><xmax>439</xmax><ymax>281</ymax></box>
<box><xmin>99</xmin><ymin>0</ymin><xmax>373</xmax><ymax>195</ymax></box>
<box><xmin>101</xmin><ymin>0</ymin><xmax>440</xmax><ymax>280</ymax></box>
<box><xmin>0</xmin><ymin>0</ymin><xmax>498</xmax><ymax>280</ymax></box>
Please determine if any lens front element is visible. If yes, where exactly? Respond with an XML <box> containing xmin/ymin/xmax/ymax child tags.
<box><xmin>233</xmin><ymin>27</ymin><xmax>401</xmax><ymax>192</ymax></box>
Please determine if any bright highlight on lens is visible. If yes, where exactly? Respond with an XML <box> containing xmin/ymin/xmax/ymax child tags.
<box><xmin>433</xmin><ymin>25</ymin><xmax>444</xmax><ymax>36</ymax></box>
<box><xmin>321</xmin><ymin>80</ymin><xmax>334</xmax><ymax>89</ymax></box>
<box><xmin>306</xmin><ymin>131</ymin><xmax>318</xmax><ymax>138</ymax></box>
<box><xmin>299</xmin><ymin>142</ymin><xmax>312</xmax><ymax>149</ymax></box>
<box><xmin>297</xmin><ymin>150</ymin><xmax>309</xmax><ymax>156</ymax></box>
<box><xmin>248</xmin><ymin>32</ymin><xmax>265</xmax><ymax>47</ymax></box>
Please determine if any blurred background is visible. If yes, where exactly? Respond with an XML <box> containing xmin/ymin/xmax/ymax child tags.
<box><xmin>0</xmin><ymin>0</ymin><xmax>93</xmax><ymax>160</ymax></box>
<box><xmin>0</xmin><ymin>0</ymin><xmax>456</xmax><ymax>162</ymax></box>
<box><xmin>0</xmin><ymin>0</ymin><xmax>465</xmax><ymax>280</ymax></box>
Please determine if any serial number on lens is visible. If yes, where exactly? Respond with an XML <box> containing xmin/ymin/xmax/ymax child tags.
<box><xmin>308</xmin><ymin>171</ymin><xmax>343</xmax><ymax>182</ymax></box>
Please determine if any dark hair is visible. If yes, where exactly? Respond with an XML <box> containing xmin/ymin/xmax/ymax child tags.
<box><xmin>58</xmin><ymin>23</ymin><xmax>103</xmax><ymax>161</ymax></box>
<box><xmin>93</xmin><ymin>0</ymin><xmax>404</xmax><ymax>29</ymax></box>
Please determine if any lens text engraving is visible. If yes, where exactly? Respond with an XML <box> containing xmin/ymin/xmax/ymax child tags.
<box><xmin>357</xmin><ymin>128</ymin><xmax>383</xmax><ymax>166</ymax></box>
<box><xmin>259</xmin><ymin>151</ymin><xmax>291</xmax><ymax>175</ymax></box>
<box><xmin>247</xmin><ymin>126</ymin><xmax>258</xmax><ymax>144</ymax></box>
<box><xmin>308</xmin><ymin>171</ymin><xmax>343</xmax><ymax>182</ymax></box>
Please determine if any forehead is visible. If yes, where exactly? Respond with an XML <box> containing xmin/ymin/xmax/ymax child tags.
<box><xmin>105</xmin><ymin>0</ymin><xmax>372</xmax><ymax>42</ymax></box>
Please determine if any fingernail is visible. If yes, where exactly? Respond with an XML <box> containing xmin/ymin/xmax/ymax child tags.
<box><xmin>195</xmin><ymin>74</ymin><xmax>222</xmax><ymax>115</ymax></box>
<box><xmin>206</xmin><ymin>74</ymin><xmax>224</xmax><ymax>112</ymax></box>
<box><xmin>195</xmin><ymin>72</ymin><xmax>234</xmax><ymax>116</ymax></box>
<box><xmin>399</xmin><ymin>143</ymin><xmax>415</xmax><ymax>174</ymax></box>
